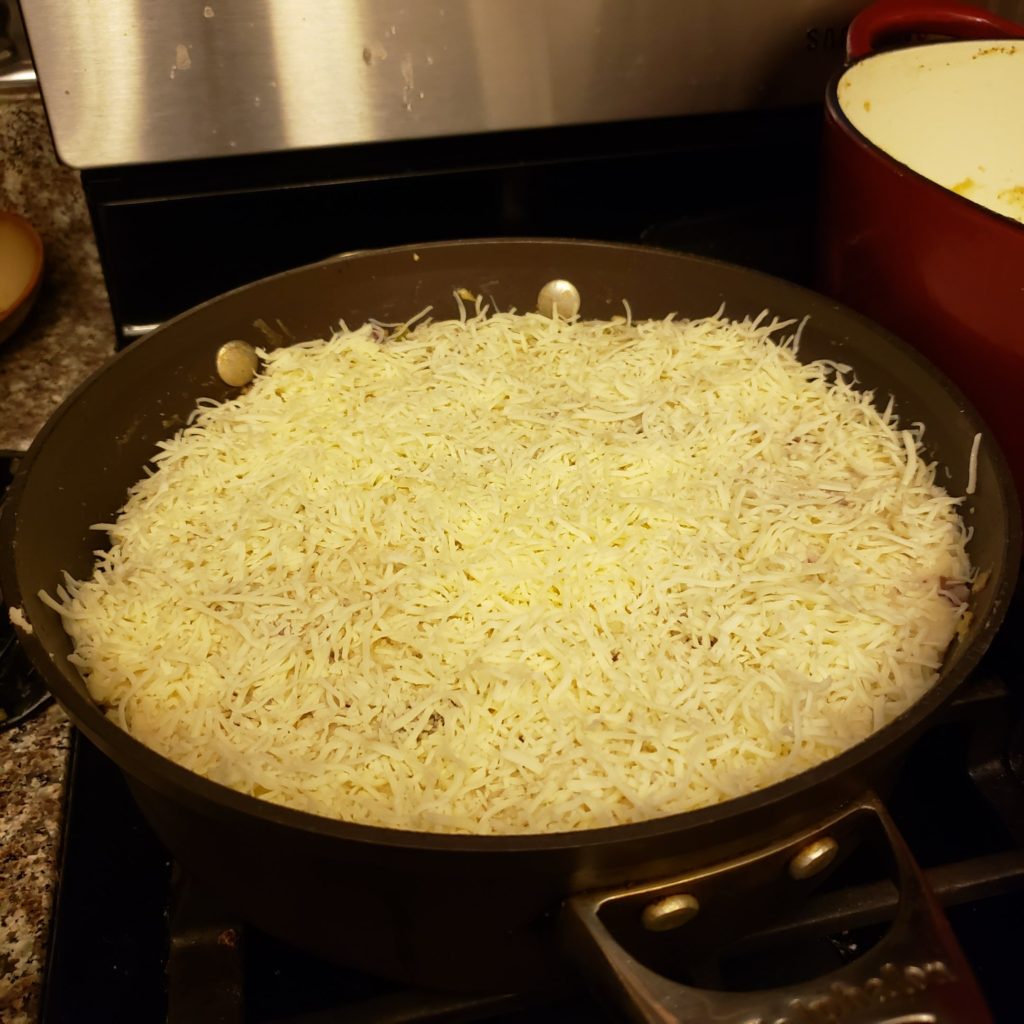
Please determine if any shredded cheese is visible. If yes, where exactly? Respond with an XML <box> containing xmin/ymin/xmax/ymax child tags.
<box><xmin>967</xmin><ymin>432</ymin><xmax>981</xmax><ymax>495</ymax></box>
<box><xmin>42</xmin><ymin>309</ymin><xmax>971</xmax><ymax>834</ymax></box>
<box><xmin>8</xmin><ymin>605</ymin><xmax>33</xmax><ymax>634</ymax></box>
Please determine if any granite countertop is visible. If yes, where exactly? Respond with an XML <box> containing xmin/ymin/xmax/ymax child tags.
<box><xmin>1</xmin><ymin>91</ymin><xmax>116</xmax><ymax>1024</ymax></box>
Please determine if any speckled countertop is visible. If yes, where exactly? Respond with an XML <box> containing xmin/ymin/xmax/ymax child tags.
<box><xmin>1</xmin><ymin>91</ymin><xmax>115</xmax><ymax>1024</ymax></box>
<box><xmin>0</xmin><ymin>707</ymin><xmax>67</xmax><ymax>1020</ymax></box>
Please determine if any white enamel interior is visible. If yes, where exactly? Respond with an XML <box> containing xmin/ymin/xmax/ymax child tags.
<box><xmin>838</xmin><ymin>39</ymin><xmax>1024</xmax><ymax>224</ymax></box>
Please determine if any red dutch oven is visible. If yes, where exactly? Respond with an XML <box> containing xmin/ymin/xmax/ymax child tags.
<box><xmin>821</xmin><ymin>0</ymin><xmax>1024</xmax><ymax>502</ymax></box>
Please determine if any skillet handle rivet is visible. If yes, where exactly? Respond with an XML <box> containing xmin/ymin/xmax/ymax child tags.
<box><xmin>536</xmin><ymin>279</ymin><xmax>581</xmax><ymax>320</ymax></box>
<box><xmin>789</xmin><ymin>836</ymin><xmax>839</xmax><ymax>881</ymax></box>
<box><xmin>216</xmin><ymin>340</ymin><xmax>260</xmax><ymax>386</ymax></box>
<box><xmin>641</xmin><ymin>893</ymin><xmax>700</xmax><ymax>932</ymax></box>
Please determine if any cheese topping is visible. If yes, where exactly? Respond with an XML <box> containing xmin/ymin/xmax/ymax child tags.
<box><xmin>41</xmin><ymin>309</ymin><xmax>971</xmax><ymax>834</ymax></box>
<box><xmin>8</xmin><ymin>605</ymin><xmax>33</xmax><ymax>635</ymax></box>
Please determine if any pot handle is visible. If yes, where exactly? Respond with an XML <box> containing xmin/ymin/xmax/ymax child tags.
<box><xmin>847</xmin><ymin>0</ymin><xmax>1024</xmax><ymax>61</ymax></box>
<box><xmin>563</xmin><ymin>793</ymin><xmax>991</xmax><ymax>1024</ymax></box>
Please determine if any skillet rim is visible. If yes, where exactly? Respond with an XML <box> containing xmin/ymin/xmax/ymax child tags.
<box><xmin>2</xmin><ymin>236</ymin><xmax>1019</xmax><ymax>855</ymax></box>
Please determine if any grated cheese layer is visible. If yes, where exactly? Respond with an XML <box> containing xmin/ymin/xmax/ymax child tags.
<box><xmin>42</xmin><ymin>309</ymin><xmax>971</xmax><ymax>834</ymax></box>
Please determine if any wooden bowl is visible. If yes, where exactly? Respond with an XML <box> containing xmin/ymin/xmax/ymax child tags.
<box><xmin>0</xmin><ymin>211</ymin><xmax>44</xmax><ymax>346</ymax></box>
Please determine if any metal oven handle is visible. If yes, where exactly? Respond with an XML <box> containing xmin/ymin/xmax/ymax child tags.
<box><xmin>564</xmin><ymin>793</ymin><xmax>991</xmax><ymax>1024</ymax></box>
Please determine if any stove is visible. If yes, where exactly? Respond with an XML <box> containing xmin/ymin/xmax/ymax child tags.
<box><xmin>5</xmin><ymin>60</ymin><xmax>1024</xmax><ymax>1020</ymax></box>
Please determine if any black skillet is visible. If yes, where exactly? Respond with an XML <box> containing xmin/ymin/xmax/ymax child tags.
<box><xmin>1</xmin><ymin>240</ymin><xmax>1019</xmax><ymax>1023</ymax></box>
